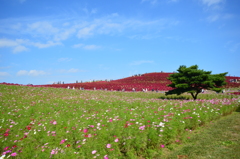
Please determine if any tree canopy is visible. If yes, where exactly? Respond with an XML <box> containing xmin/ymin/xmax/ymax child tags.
<box><xmin>165</xmin><ymin>65</ymin><xmax>227</xmax><ymax>100</ymax></box>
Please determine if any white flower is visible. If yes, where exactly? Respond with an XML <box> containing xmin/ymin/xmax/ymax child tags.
<box><xmin>159</xmin><ymin>122</ymin><xmax>165</xmax><ymax>127</ymax></box>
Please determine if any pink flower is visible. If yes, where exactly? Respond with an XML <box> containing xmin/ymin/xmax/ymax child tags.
<box><xmin>92</xmin><ymin>150</ymin><xmax>97</xmax><ymax>154</ymax></box>
<box><xmin>106</xmin><ymin>144</ymin><xmax>111</xmax><ymax>148</ymax></box>
<box><xmin>51</xmin><ymin>150</ymin><xmax>56</xmax><ymax>155</ymax></box>
<box><xmin>11</xmin><ymin>152</ymin><xmax>17</xmax><ymax>156</ymax></box>
<box><xmin>109</xmin><ymin>119</ymin><xmax>113</xmax><ymax>122</ymax></box>
<box><xmin>104</xmin><ymin>155</ymin><xmax>109</xmax><ymax>159</ymax></box>
<box><xmin>83</xmin><ymin>129</ymin><xmax>88</xmax><ymax>133</ymax></box>
<box><xmin>160</xmin><ymin>145</ymin><xmax>165</xmax><ymax>148</ymax></box>
<box><xmin>53</xmin><ymin>121</ymin><xmax>57</xmax><ymax>125</ymax></box>
<box><xmin>114</xmin><ymin>138</ymin><xmax>119</xmax><ymax>142</ymax></box>
<box><xmin>60</xmin><ymin>139</ymin><xmax>65</xmax><ymax>144</ymax></box>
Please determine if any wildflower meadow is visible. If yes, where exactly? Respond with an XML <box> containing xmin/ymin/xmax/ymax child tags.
<box><xmin>0</xmin><ymin>85</ymin><xmax>239</xmax><ymax>158</ymax></box>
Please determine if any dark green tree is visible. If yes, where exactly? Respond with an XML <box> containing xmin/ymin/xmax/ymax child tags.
<box><xmin>165</xmin><ymin>65</ymin><xmax>227</xmax><ymax>100</ymax></box>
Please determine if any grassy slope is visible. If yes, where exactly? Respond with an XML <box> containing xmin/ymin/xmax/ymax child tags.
<box><xmin>162</xmin><ymin>111</ymin><xmax>240</xmax><ymax>159</ymax></box>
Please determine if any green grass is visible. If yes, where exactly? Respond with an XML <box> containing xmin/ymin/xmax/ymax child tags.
<box><xmin>0</xmin><ymin>85</ymin><xmax>239</xmax><ymax>158</ymax></box>
<box><xmin>162</xmin><ymin>111</ymin><xmax>240</xmax><ymax>159</ymax></box>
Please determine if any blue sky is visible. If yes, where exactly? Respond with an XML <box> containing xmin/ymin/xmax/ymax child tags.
<box><xmin>0</xmin><ymin>0</ymin><xmax>239</xmax><ymax>85</ymax></box>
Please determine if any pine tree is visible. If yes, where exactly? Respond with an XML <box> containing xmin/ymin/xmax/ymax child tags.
<box><xmin>165</xmin><ymin>65</ymin><xmax>227</xmax><ymax>100</ymax></box>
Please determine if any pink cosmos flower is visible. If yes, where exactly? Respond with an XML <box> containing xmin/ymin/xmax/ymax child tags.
<box><xmin>52</xmin><ymin>121</ymin><xmax>57</xmax><ymax>125</ymax></box>
<box><xmin>106</xmin><ymin>144</ymin><xmax>111</xmax><ymax>148</ymax></box>
<box><xmin>83</xmin><ymin>129</ymin><xmax>88</xmax><ymax>133</ymax></box>
<box><xmin>60</xmin><ymin>139</ymin><xmax>65</xmax><ymax>144</ymax></box>
<box><xmin>160</xmin><ymin>145</ymin><xmax>165</xmax><ymax>148</ymax></box>
<box><xmin>92</xmin><ymin>150</ymin><xmax>97</xmax><ymax>154</ymax></box>
<box><xmin>51</xmin><ymin>150</ymin><xmax>56</xmax><ymax>155</ymax></box>
<box><xmin>114</xmin><ymin>138</ymin><xmax>119</xmax><ymax>142</ymax></box>
<box><xmin>11</xmin><ymin>152</ymin><xmax>17</xmax><ymax>156</ymax></box>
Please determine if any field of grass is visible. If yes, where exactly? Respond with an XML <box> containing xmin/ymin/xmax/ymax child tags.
<box><xmin>0</xmin><ymin>85</ymin><xmax>239</xmax><ymax>158</ymax></box>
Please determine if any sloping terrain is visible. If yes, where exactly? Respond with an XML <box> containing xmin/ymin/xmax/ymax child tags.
<box><xmin>1</xmin><ymin>72</ymin><xmax>240</xmax><ymax>91</ymax></box>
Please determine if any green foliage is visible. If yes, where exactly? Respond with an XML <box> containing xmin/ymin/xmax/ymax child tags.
<box><xmin>166</xmin><ymin>65</ymin><xmax>227</xmax><ymax>100</ymax></box>
<box><xmin>0</xmin><ymin>85</ymin><xmax>239</xmax><ymax>158</ymax></box>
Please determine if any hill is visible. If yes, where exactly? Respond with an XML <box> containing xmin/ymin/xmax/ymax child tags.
<box><xmin>34</xmin><ymin>72</ymin><xmax>240</xmax><ymax>91</ymax></box>
<box><xmin>1</xmin><ymin>72</ymin><xmax>240</xmax><ymax>91</ymax></box>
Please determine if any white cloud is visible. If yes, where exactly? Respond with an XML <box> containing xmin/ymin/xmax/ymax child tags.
<box><xmin>68</xmin><ymin>68</ymin><xmax>80</xmax><ymax>73</ymax></box>
<box><xmin>83</xmin><ymin>45</ymin><xmax>101</xmax><ymax>50</ymax></box>
<box><xmin>73</xmin><ymin>43</ymin><xmax>101</xmax><ymax>50</ymax></box>
<box><xmin>17</xmin><ymin>70</ymin><xmax>28</xmax><ymax>76</ymax></box>
<box><xmin>58</xmin><ymin>68</ymin><xmax>84</xmax><ymax>73</ymax></box>
<box><xmin>0</xmin><ymin>38</ymin><xmax>18</xmax><ymax>47</ymax></box>
<box><xmin>57</xmin><ymin>58</ymin><xmax>72</xmax><ymax>62</ymax></box>
<box><xmin>27</xmin><ymin>21</ymin><xmax>59</xmax><ymax>36</ymax></box>
<box><xmin>54</xmin><ymin>27</ymin><xmax>76</xmax><ymax>41</ymax></box>
<box><xmin>73</xmin><ymin>43</ymin><xmax>84</xmax><ymax>48</ymax></box>
<box><xmin>13</xmin><ymin>45</ymin><xmax>28</xmax><ymax>53</ymax></box>
<box><xmin>28</xmin><ymin>70</ymin><xmax>47</xmax><ymax>76</ymax></box>
<box><xmin>141</xmin><ymin>0</ymin><xmax>158</xmax><ymax>5</ymax></box>
<box><xmin>130</xmin><ymin>60</ymin><xmax>154</xmax><ymax>66</ymax></box>
<box><xmin>0</xmin><ymin>72</ymin><xmax>10</xmax><ymax>76</ymax></box>
<box><xmin>207</xmin><ymin>14</ymin><xmax>220</xmax><ymax>22</ymax></box>
<box><xmin>19</xmin><ymin>0</ymin><xmax>26</xmax><ymax>3</ymax></box>
<box><xmin>0</xmin><ymin>12</ymin><xmax>180</xmax><ymax>50</ymax></box>
<box><xmin>0</xmin><ymin>38</ymin><xmax>61</xmax><ymax>52</ymax></box>
<box><xmin>77</xmin><ymin>25</ymin><xmax>95</xmax><ymax>38</ymax></box>
<box><xmin>0</xmin><ymin>38</ymin><xmax>28</xmax><ymax>53</ymax></box>
<box><xmin>201</xmin><ymin>0</ymin><xmax>224</xmax><ymax>7</ymax></box>
<box><xmin>31</xmin><ymin>41</ymin><xmax>61</xmax><ymax>48</ymax></box>
<box><xmin>17</xmin><ymin>70</ymin><xmax>47</xmax><ymax>76</ymax></box>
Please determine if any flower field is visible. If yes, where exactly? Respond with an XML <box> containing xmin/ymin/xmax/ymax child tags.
<box><xmin>0</xmin><ymin>85</ymin><xmax>239</xmax><ymax>158</ymax></box>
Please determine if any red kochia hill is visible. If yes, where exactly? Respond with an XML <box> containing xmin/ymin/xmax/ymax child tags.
<box><xmin>32</xmin><ymin>72</ymin><xmax>240</xmax><ymax>91</ymax></box>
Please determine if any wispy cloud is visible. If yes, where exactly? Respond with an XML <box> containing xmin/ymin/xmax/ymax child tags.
<box><xmin>0</xmin><ymin>12</ymin><xmax>178</xmax><ymax>39</ymax></box>
<box><xmin>0</xmin><ymin>38</ymin><xmax>61</xmax><ymax>52</ymax></box>
<box><xmin>58</xmin><ymin>68</ymin><xmax>84</xmax><ymax>73</ymax></box>
<box><xmin>201</xmin><ymin>0</ymin><xmax>224</xmax><ymax>7</ymax></box>
<box><xmin>19</xmin><ymin>0</ymin><xmax>26</xmax><ymax>3</ymax></box>
<box><xmin>17</xmin><ymin>70</ymin><xmax>47</xmax><ymax>76</ymax></box>
<box><xmin>0</xmin><ymin>38</ymin><xmax>28</xmax><ymax>53</ymax></box>
<box><xmin>206</xmin><ymin>13</ymin><xmax>234</xmax><ymax>22</ymax></box>
<box><xmin>57</xmin><ymin>58</ymin><xmax>72</xmax><ymax>62</ymax></box>
<box><xmin>31</xmin><ymin>41</ymin><xmax>61</xmax><ymax>48</ymax></box>
<box><xmin>0</xmin><ymin>72</ymin><xmax>10</xmax><ymax>77</ymax></box>
<box><xmin>130</xmin><ymin>60</ymin><xmax>154</xmax><ymax>66</ymax></box>
<box><xmin>73</xmin><ymin>43</ymin><xmax>101</xmax><ymax>50</ymax></box>
<box><xmin>141</xmin><ymin>0</ymin><xmax>158</xmax><ymax>5</ymax></box>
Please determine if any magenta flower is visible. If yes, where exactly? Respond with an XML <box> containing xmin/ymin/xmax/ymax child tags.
<box><xmin>60</xmin><ymin>139</ymin><xmax>65</xmax><ymax>144</ymax></box>
<box><xmin>51</xmin><ymin>150</ymin><xmax>56</xmax><ymax>155</ymax></box>
<box><xmin>11</xmin><ymin>152</ymin><xmax>17</xmax><ymax>156</ymax></box>
<box><xmin>160</xmin><ymin>145</ymin><xmax>165</xmax><ymax>148</ymax></box>
<box><xmin>106</xmin><ymin>144</ymin><xmax>111</xmax><ymax>148</ymax></box>
<box><xmin>83</xmin><ymin>129</ymin><xmax>88</xmax><ymax>133</ymax></box>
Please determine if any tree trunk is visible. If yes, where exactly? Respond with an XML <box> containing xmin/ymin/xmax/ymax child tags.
<box><xmin>191</xmin><ymin>92</ymin><xmax>198</xmax><ymax>100</ymax></box>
